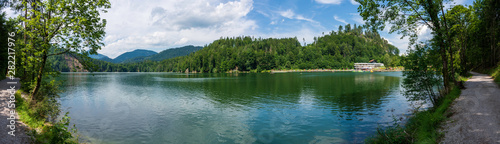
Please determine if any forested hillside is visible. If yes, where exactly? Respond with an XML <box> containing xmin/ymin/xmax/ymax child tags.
<box><xmin>154</xmin><ymin>24</ymin><xmax>400</xmax><ymax>73</ymax></box>
<box><xmin>121</xmin><ymin>45</ymin><xmax>203</xmax><ymax>63</ymax></box>
<box><xmin>53</xmin><ymin>24</ymin><xmax>400</xmax><ymax>73</ymax></box>
<box><xmin>112</xmin><ymin>49</ymin><xmax>157</xmax><ymax>63</ymax></box>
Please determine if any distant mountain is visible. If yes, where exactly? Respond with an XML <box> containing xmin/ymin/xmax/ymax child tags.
<box><xmin>113</xmin><ymin>49</ymin><xmax>157</xmax><ymax>63</ymax></box>
<box><xmin>89</xmin><ymin>53</ymin><xmax>113</xmax><ymax>62</ymax></box>
<box><xmin>121</xmin><ymin>45</ymin><xmax>203</xmax><ymax>63</ymax></box>
<box><xmin>88</xmin><ymin>53</ymin><xmax>108</xmax><ymax>59</ymax></box>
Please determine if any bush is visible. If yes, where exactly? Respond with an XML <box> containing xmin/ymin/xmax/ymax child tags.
<box><xmin>16</xmin><ymin>79</ymin><xmax>79</xmax><ymax>143</ymax></box>
<box><xmin>30</xmin><ymin>113</ymin><xmax>78</xmax><ymax>144</ymax></box>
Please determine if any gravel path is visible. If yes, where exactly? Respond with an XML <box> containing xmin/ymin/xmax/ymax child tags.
<box><xmin>440</xmin><ymin>72</ymin><xmax>500</xmax><ymax>143</ymax></box>
<box><xmin>0</xmin><ymin>78</ymin><xmax>31</xmax><ymax>144</ymax></box>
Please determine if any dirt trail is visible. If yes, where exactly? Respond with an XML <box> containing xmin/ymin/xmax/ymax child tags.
<box><xmin>0</xmin><ymin>78</ymin><xmax>31</xmax><ymax>144</ymax></box>
<box><xmin>440</xmin><ymin>72</ymin><xmax>500</xmax><ymax>143</ymax></box>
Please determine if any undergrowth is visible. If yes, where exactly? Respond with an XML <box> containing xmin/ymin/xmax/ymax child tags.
<box><xmin>475</xmin><ymin>62</ymin><xmax>500</xmax><ymax>85</ymax></box>
<box><xmin>15</xmin><ymin>90</ymin><xmax>79</xmax><ymax>144</ymax></box>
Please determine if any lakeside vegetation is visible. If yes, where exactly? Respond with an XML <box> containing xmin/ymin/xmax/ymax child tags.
<box><xmin>356</xmin><ymin>0</ymin><xmax>499</xmax><ymax>143</ymax></box>
<box><xmin>366</xmin><ymin>86</ymin><xmax>462</xmax><ymax>143</ymax></box>
<box><xmin>1</xmin><ymin>0</ymin><xmax>110</xmax><ymax>143</ymax></box>
<box><xmin>15</xmin><ymin>90</ymin><xmax>78</xmax><ymax>144</ymax></box>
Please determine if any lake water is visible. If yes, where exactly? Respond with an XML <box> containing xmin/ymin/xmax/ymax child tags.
<box><xmin>58</xmin><ymin>72</ymin><xmax>412</xmax><ymax>143</ymax></box>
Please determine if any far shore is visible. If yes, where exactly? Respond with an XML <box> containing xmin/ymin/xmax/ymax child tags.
<box><xmin>60</xmin><ymin>68</ymin><xmax>404</xmax><ymax>74</ymax></box>
<box><xmin>268</xmin><ymin>68</ymin><xmax>403</xmax><ymax>73</ymax></box>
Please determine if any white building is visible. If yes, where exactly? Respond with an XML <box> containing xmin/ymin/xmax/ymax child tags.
<box><xmin>354</xmin><ymin>63</ymin><xmax>384</xmax><ymax>70</ymax></box>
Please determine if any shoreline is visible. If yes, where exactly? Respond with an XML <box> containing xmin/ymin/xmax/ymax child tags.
<box><xmin>269</xmin><ymin>69</ymin><xmax>403</xmax><ymax>73</ymax></box>
<box><xmin>57</xmin><ymin>68</ymin><xmax>404</xmax><ymax>74</ymax></box>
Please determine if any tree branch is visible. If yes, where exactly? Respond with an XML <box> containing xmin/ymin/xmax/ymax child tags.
<box><xmin>47</xmin><ymin>48</ymin><xmax>70</xmax><ymax>56</ymax></box>
<box><xmin>403</xmin><ymin>0</ymin><xmax>435</xmax><ymax>30</ymax></box>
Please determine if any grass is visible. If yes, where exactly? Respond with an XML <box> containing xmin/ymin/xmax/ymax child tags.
<box><xmin>365</xmin><ymin>86</ymin><xmax>461</xmax><ymax>144</ymax></box>
<box><xmin>489</xmin><ymin>66</ymin><xmax>500</xmax><ymax>85</ymax></box>
<box><xmin>15</xmin><ymin>90</ymin><xmax>79</xmax><ymax>144</ymax></box>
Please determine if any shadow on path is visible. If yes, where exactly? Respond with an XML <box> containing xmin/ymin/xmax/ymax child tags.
<box><xmin>440</xmin><ymin>72</ymin><xmax>500</xmax><ymax>143</ymax></box>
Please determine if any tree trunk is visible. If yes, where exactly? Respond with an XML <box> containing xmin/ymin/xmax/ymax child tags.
<box><xmin>460</xmin><ymin>34</ymin><xmax>467</xmax><ymax>76</ymax></box>
<box><xmin>31</xmin><ymin>51</ymin><xmax>48</xmax><ymax>101</ymax></box>
<box><xmin>440</xmin><ymin>40</ymin><xmax>450</xmax><ymax>94</ymax></box>
<box><xmin>449</xmin><ymin>41</ymin><xmax>456</xmax><ymax>85</ymax></box>
<box><xmin>441</xmin><ymin>4</ymin><xmax>457</xmax><ymax>86</ymax></box>
<box><xmin>423</xmin><ymin>0</ymin><xmax>450</xmax><ymax>94</ymax></box>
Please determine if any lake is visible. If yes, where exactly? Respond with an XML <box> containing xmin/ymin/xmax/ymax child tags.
<box><xmin>58</xmin><ymin>72</ymin><xmax>412</xmax><ymax>143</ymax></box>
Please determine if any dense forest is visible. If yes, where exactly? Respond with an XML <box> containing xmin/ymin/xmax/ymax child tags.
<box><xmin>0</xmin><ymin>8</ymin><xmax>8</xmax><ymax>79</ymax></box>
<box><xmin>156</xmin><ymin>24</ymin><xmax>400</xmax><ymax>73</ymax></box>
<box><xmin>49</xmin><ymin>24</ymin><xmax>401</xmax><ymax>73</ymax></box>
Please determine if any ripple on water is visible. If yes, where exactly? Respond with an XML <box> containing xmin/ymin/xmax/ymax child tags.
<box><xmin>57</xmin><ymin>72</ymin><xmax>413</xmax><ymax>143</ymax></box>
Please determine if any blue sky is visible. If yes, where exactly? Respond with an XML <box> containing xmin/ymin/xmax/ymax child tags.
<box><xmin>2</xmin><ymin>0</ymin><xmax>475</xmax><ymax>58</ymax></box>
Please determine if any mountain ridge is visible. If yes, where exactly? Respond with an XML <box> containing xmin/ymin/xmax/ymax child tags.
<box><xmin>121</xmin><ymin>45</ymin><xmax>203</xmax><ymax>63</ymax></box>
<box><xmin>88</xmin><ymin>45</ymin><xmax>203</xmax><ymax>63</ymax></box>
<box><xmin>112</xmin><ymin>49</ymin><xmax>157</xmax><ymax>63</ymax></box>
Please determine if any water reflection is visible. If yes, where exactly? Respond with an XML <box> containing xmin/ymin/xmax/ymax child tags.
<box><xmin>58</xmin><ymin>72</ymin><xmax>410</xmax><ymax>144</ymax></box>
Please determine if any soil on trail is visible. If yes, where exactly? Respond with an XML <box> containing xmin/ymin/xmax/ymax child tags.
<box><xmin>0</xmin><ymin>78</ymin><xmax>31</xmax><ymax>144</ymax></box>
<box><xmin>440</xmin><ymin>72</ymin><xmax>500</xmax><ymax>143</ymax></box>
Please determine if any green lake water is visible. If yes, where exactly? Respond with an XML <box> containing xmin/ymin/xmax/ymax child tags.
<box><xmin>58</xmin><ymin>72</ymin><xmax>412</xmax><ymax>143</ymax></box>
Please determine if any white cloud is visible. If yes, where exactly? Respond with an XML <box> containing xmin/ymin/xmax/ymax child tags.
<box><xmin>349</xmin><ymin>13</ymin><xmax>364</xmax><ymax>24</ymax></box>
<box><xmin>174</xmin><ymin>38</ymin><xmax>189</xmax><ymax>45</ymax></box>
<box><xmin>262</xmin><ymin>27</ymin><xmax>326</xmax><ymax>46</ymax></box>
<box><xmin>333</xmin><ymin>15</ymin><xmax>348</xmax><ymax>24</ymax></box>
<box><xmin>278</xmin><ymin>9</ymin><xmax>316</xmax><ymax>23</ymax></box>
<box><xmin>1</xmin><ymin>8</ymin><xmax>17</xmax><ymax>18</ymax></box>
<box><xmin>296</xmin><ymin>15</ymin><xmax>315</xmax><ymax>23</ymax></box>
<box><xmin>350</xmin><ymin>0</ymin><xmax>360</xmax><ymax>5</ymax></box>
<box><xmin>382</xmin><ymin>35</ymin><xmax>409</xmax><ymax>55</ymax></box>
<box><xmin>100</xmin><ymin>0</ymin><xmax>257</xmax><ymax>58</ymax></box>
<box><xmin>315</xmin><ymin>0</ymin><xmax>342</xmax><ymax>5</ymax></box>
<box><xmin>380</xmin><ymin>24</ymin><xmax>433</xmax><ymax>55</ymax></box>
<box><xmin>279</xmin><ymin>9</ymin><xmax>295</xmax><ymax>19</ymax></box>
<box><xmin>381</xmin><ymin>37</ymin><xmax>393</xmax><ymax>45</ymax></box>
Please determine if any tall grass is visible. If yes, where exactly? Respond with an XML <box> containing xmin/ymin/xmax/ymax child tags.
<box><xmin>15</xmin><ymin>90</ymin><xmax>79</xmax><ymax>144</ymax></box>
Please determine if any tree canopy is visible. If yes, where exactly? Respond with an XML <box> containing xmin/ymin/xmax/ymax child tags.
<box><xmin>12</xmin><ymin>0</ymin><xmax>110</xmax><ymax>98</ymax></box>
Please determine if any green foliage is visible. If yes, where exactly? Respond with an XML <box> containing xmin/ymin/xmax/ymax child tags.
<box><xmin>51</xmin><ymin>24</ymin><xmax>401</xmax><ymax>73</ymax></box>
<box><xmin>0</xmin><ymin>9</ymin><xmax>7</xmax><ymax>79</ymax></box>
<box><xmin>16</xmin><ymin>88</ymin><xmax>78</xmax><ymax>144</ymax></box>
<box><xmin>11</xmin><ymin>0</ymin><xmax>110</xmax><ymax>97</ymax></box>
<box><xmin>15</xmin><ymin>90</ymin><xmax>45</xmax><ymax>128</ymax></box>
<box><xmin>402</xmin><ymin>44</ymin><xmax>443</xmax><ymax>105</ymax></box>
<box><xmin>30</xmin><ymin>113</ymin><xmax>78</xmax><ymax>144</ymax></box>
<box><xmin>0</xmin><ymin>5</ymin><xmax>16</xmax><ymax>79</ymax></box>
<box><xmin>491</xmin><ymin>66</ymin><xmax>500</xmax><ymax>84</ymax></box>
<box><xmin>476</xmin><ymin>62</ymin><xmax>500</xmax><ymax>85</ymax></box>
<box><xmin>467</xmin><ymin>0</ymin><xmax>500</xmax><ymax>69</ymax></box>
